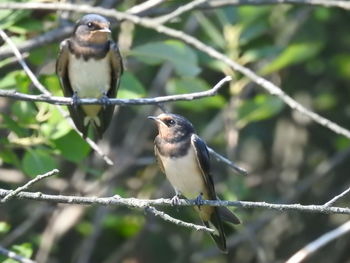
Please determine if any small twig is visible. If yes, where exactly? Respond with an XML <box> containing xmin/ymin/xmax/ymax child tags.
<box><xmin>145</xmin><ymin>206</ymin><xmax>214</xmax><ymax>233</ymax></box>
<box><xmin>200</xmin><ymin>0</ymin><xmax>350</xmax><ymax>10</ymax></box>
<box><xmin>323</xmin><ymin>185</ymin><xmax>350</xmax><ymax>207</ymax></box>
<box><xmin>0</xmin><ymin>76</ymin><xmax>232</xmax><ymax>105</ymax></box>
<box><xmin>207</xmin><ymin>147</ymin><xmax>248</xmax><ymax>176</ymax></box>
<box><xmin>1</xmin><ymin>169</ymin><xmax>59</xmax><ymax>203</ymax></box>
<box><xmin>286</xmin><ymin>220</ymin><xmax>350</xmax><ymax>263</ymax></box>
<box><xmin>127</xmin><ymin>0</ymin><xmax>165</xmax><ymax>14</ymax></box>
<box><xmin>1</xmin><ymin>190</ymin><xmax>350</xmax><ymax>215</ymax></box>
<box><xmin>0</xmin><ymin>29</ymin><xmax>48</xmax><ymax>95</ymax></box>
<box><xmin>0</xmin><ymin>245</ymin><xmax>36</xmax><ymax>263</ymax></box>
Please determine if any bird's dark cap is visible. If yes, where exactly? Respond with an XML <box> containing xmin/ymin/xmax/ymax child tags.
<box><xmin>78</xmin><ymin>14</ymin><xmax>110</xmax><ymax>26</ymax></box>
<box><xmin>74</xmin><ymin>14</ymin><xmax>111</xmax><ymax>34</ymax></box>
<box><xmin>148</xmin><ymin>113</ymin><xmax>195</xmax><ymax>131</ymax></box>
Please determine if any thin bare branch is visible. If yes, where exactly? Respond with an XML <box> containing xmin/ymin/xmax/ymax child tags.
<box><xmin>1</xmin><ymin>190</ymin><xmax>350</xmax><ymax>215</ymax></box>
<box><xmin>0</xmin><ymin>76</ymin><xmax>232</xmax><ymax>105</ymax></box>
<box><xmin>201</xmin><ymin>0</ymin><xmax>350</xmax><ymax>10</ymax></box>
<box><xmin>127</xmin><ymin>0</ymin><xmax>166</xmax><ymax>14</ymax></box>
<box><xmin>286</xmin><ymin>220</ymin><xmax>350</xmax><ymax>263</ymax></box>
<box><xmin>1</xmin><ymin>169</ymin><xmax>59</xmax><ymax>203</ymax></box>
<box><xmin>0</xmin><ymin>29</ymin><xmax>49</xmax><ymax>95</ymax></box>
<box><xmin>1</xmin><ymin>3</ymin><xmax>349</xmax><ymax>140</ymax></box>
<box><xmin>145</xmin><ymin>206</ymin><xmax>214</xmax><ymax>233</ymax></box>
<box><xmin>324</xmin><ymin>185</ymin><xmax>350</xmax><ymax>207</ymax></box>
<box><xmin>0</xmin><ymin>245</ymin><xmax>36</xmax><ymax>263</ymax></box>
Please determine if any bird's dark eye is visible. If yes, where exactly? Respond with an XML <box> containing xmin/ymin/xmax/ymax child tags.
<box><xmin>166</xmin><ymin>119</ymin><xmax>176</xmax><ymax>126</ymax></box>
<box><xmin>87</xmin><ymin>22</ymin><xmax>93</xmax><ymax>28</ymax></box>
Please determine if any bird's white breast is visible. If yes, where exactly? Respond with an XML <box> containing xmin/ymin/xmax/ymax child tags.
<box><xmin>68</xmin><ymin>54</ymin><xmax>111</xmax><ymax>98</ymax></box>
<box><xmin>160</xmin><ymin>146</ymin><xmax>205</xmax><ymax>199</ymax></box>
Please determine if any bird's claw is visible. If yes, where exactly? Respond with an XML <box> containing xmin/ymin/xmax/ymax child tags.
<box><xmin>171</xmin><ymin>195</ymin><xmax>181</xmax><ymax>206</ymax></box>
<box><xmin>194</xmin><ymin>193</ymin><xmax>204</xmax><ymax>207</ymax></box>
<box><xmin>72</xmin><ymin>92</ymin><xmax>80</xmax><ymax>109</ymax></box>
<box><xmin>99</xmin><ymin>93</ymin><xmax>111</xmax><ymax>109</ymax></box>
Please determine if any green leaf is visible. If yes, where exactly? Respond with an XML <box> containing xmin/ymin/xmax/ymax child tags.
<box><xmin>0</xmin><ymin>71</ymin><xmax>17</xmax><ymax>89</ymax></box>
<box><xmin>0</xmin><ymin>147</ymin><xmax>21</xmax><ymax>167</ymax></box>
<box><xmin>22</xmin><ymin>148</ymin><xmax>57</xmax><ymax>177</ymax></box>
<box><xmin>118</xmin><ymin>72</ymin><xmax>146</xmax><ymax>98</ymax></box>
<box><xmin>103</xmin><ymin>214</ymin><xmax>144</xmax><ymax>238</ymax></box>
<box><xmin>166</xmin><ymin>77</ymin><xmax>225</xmax><ymax>111</ymax></box>
<box><xmin>11</xmin><ymin>101</ymin><xmax>37</xmax><ymax>125</ymax></box>
<box><xmin>52</xmin><ymin>130</ymin><xmax>90</xmax><ymax>163</ymax></box>
<box><xmin>0</xmin><ymin>222</ymin><xmax>11</xmax><ymax>235</ymax></box>
<box><xmin>1</xmin><ymin>114</ymin><xmax>29</xmax><ymax>137</ymax></box>
<box><xmin>260</xmin><ymin>42</ymin><xmax>323</xmax><ymax>75</ymax></box>
<box><xmin>76</xmin><ymin>221</ymin><xmax>93</xmax><ymax>236</ymax></box>
<box><xmin>194</xmin><ymin>11</ymin><xmax>225</xmax><ymax>49</ymax></box>
<box><xmin>238</xmin><ymin>94</ymin><xmax>284</xmax><ymax>126</ymax></box>
<box><xmin>131</xmin><ymin>40</ymin><xmax>201</xmax><ymax>77</ymax></box>
<box><xmin>331</xmin><ymin>54</ymin><xmax>350</xmax><ymax>80</ymax></box>
<box><xmin>241</xmin><ymin>46</ymin><xmax>281</xmax><ymax>64</ymax></box>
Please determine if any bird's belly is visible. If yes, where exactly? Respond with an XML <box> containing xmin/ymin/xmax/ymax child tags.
<box><xmin>161</xmin><ymin>149</ymin><xmax>206</xmax><ymax>199</ymax></box>
<box><xmin>68</xmin><ymin>55</ymin><xmax>111</xmax><ymax>98</ymax></box>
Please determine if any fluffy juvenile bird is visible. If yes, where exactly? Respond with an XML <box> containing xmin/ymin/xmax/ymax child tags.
<box><xmin>149</xmin><ymin>113</ymin><xmax>241</xmax><ymax>252</ymax></box>
<box><xmin>56</xmin><ymin>14</ymin><xmax>123</xmax><ymax>138</ymax></box>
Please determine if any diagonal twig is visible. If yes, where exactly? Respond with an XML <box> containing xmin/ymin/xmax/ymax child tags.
<box><xmin>145</xmin><ymin>206</ymin><xmax>214</xmax><ymax>233</ymax></box>
<box><xmin>286</xmin><ymin>220</ymin><xmax>350</xmax><ymax>263</ymax></box>
<box><xmin>1</xmin><ymin>169</ymin><xmax>59</xmax><ymax>203</ymax></box>
<box><xmin>0</xmin><ymin>245</ymin><xmax>36</xmax><ymax>263</ymax></box>
<box><xmin>323</xmin><ymin>185</ymin><xmax>350</xmax><ymax>207</ymax></box>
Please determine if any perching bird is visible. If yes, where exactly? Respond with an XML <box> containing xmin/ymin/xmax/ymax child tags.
<box><xmin>148</xmin><ymin>113</ymin><xmax>241</xmax><ymax>252</ymax></box>
<box><xmin>56</xmin><ymin>14</ymin><xmax>123</xmax><ymax>138</ymax></box>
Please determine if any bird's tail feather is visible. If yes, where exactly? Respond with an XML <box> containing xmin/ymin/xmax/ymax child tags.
<box><xmin>202</xmin><ymin>207</ymin><xmax>227</xmax><ymax>253</ymax></box>
<box><xmin>218</xmin><ymin>206</ymin><xmax>241</xmax><ymax>225</ymax></box>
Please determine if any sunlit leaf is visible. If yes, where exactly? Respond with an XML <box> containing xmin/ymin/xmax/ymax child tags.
<box><xmin>118</xmin><ymin>72</ymin><xmax>146</xmax><ymax>98</ymax></box>
<box><xmin>131</xmin><ymin>40</ymin><xmax>200</xmax><ymax>76</ymax></box>
<box><xmin>195</xmin><ymin>11</ymin><xmax>225</xmax><ymax>49</ymax></box>
<box><xmin>238</xmin><ymin>94</ymin><xmax>284</xmax><ymax>126</ymax></box>
<box><xmin>260</xmin><ymin>42</ymin><xmax>323</xmax><ymax>74</ymax></box>
<box><xmin>22</xmin><ymin>148</ymin><xmax>57</xmax><ymax>177</ymax></box>
<box><xmin>103</xmin><ymin>214</ymin><xmax>144</xmax><ymax>238</ymax></box>
<box><xmin>0</xmin><ymin>222</ymin><xmax>11</xmax><ymax>235</ymax></box>
<box><xmin>166</xmin><ymin>77</ymin><xmax>225</xmax><ymax>111</ymax></box>
<box><xmin>52</xmin><ymin>130</ymin><xmax>90</xmax><ymax>163</ymax></box>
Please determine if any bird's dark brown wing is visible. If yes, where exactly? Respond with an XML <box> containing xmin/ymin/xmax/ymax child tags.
<box><xmin>154</xmin><ymin>143</ymin><xmax>165</xmax><ymax>174</ymax></box>
<box><xmin>191</xmin><ymin>134</ymin><xmax>216</xmax><ymax>199</ymax></box>
<box><xmin>95</xmin><ymin>41</ymin><xmax>124</xmax><ymax>138</ymax></box>
<box><xmin>56</xmin><ymin>40</ymin><xmax>88</xmax><ymax>137</ymax></box>
<box><xmin>192</xmin><ymin>135</ymin><xmax>241</xmax><ymax>225</ymax></box>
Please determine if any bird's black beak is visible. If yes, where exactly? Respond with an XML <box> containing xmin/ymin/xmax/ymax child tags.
<box><xmin>98</xmin><ymin>27</ymin><xmax>111</xmax><ymax>33</ymax></box>
<box><xmin>148</xmin><ymin>116</ymin><xmax>167</xmax><ymax>127</ymax></box>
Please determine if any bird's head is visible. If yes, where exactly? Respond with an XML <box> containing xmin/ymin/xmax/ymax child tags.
<box><xmin>74</xmin><ymin>14</ymin><xmax>111</xmax><ymax>44</ymax></box>
<box><xmin>148</xmin><ymin>113</ymin><xmax>195</xmax><ymax>142</ymax></box>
